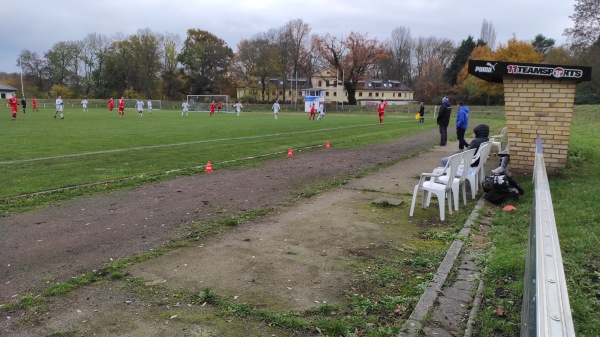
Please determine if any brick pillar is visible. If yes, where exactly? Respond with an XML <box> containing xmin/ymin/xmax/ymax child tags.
<box><xmin>503</xmin><ymin>77</ymin><xmax>577</xmax><ymax>175</ymax></box>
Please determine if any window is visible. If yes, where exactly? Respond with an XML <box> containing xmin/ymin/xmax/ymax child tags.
<box><xmin>318</xmin><ymin>80</ymin><xmax>322</xmax><ymax>86</ymax></box>
<box><xmin>333</xmin><ymin>92</ymin><xmax>337</xmax><ymax>96</ymax></box>
<box><xmin>359</xmin><ymin>92</ymin><xmax>363</xmax><ymax>97</ymax></box>
<box><xmin>326</xmin><ymin>80</ymin><xmax>330</xmax><ymax>87</ymax></box>
<box><xmin>326</xmin><ymin>91</ymin><xmax>329</xmax><ymax>96</ymax></box>
<box><xmin>375</xmin><ymin>93</ymin><xmax>379</xmax><ymax>97</ymax></box>
<box><xmin>368</xmin><ymin>93</ymin><xmax>372</xmax><ymax>97</ymax></box>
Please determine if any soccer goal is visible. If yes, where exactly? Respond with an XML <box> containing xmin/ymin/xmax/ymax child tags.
<box><xmin>187</xmin><ymin>95</ymin><xmax>231</xmax><ymax>113</ymax></box>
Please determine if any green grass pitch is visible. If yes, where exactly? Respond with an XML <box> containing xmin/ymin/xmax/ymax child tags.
<box><xmin>0</xmin><ymin>106</ymin><xmax>447</xmax><ymax>199</ymax></box>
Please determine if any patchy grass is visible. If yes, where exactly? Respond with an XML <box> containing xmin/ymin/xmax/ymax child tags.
<box><xmin>473</xmin><ymin>105</ymin><xmax>600</xmax><ymax>337</ymax></box>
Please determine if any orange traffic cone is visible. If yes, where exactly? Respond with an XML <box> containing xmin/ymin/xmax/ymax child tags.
<box><xmin>287</xmin><ymin>148</ymin><xmax>293</xmax><ymax>157</ymax></box>
<box><xmin>325</xmin><ymin>141</ymin><xmax>330</xmax><ymax>149</ymax></box>
<box><xmin>205</xmin><ymin>161</ymin><xmax>213</xmax><ymax>173</ymax></box>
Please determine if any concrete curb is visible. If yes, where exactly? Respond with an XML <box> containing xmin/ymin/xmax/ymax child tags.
<box><xmin>400</xmin><ymin>197</ymin><xmax>486</xmax><ymax>336</ymax></box>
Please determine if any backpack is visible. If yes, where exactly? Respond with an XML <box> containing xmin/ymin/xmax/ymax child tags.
<box><xmin>482</xmin><ymin>174</ymin><xmax>525</xmax><ymax>205</ymax></box>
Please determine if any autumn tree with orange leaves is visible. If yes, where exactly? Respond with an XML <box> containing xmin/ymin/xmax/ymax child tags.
<box><xmin>313</xmin><ymin>32</ymin><xmax>390</xmax><ymax>105</ymax></box>
<box><xmin>456</xmin><ymin>38</ymin><xmax>543</xmax><ymax>104</ymax></box>
<box><xmin>413</xmin><ymin>58</ymin><xmax>448</xmax><ymax>104</ymax></box>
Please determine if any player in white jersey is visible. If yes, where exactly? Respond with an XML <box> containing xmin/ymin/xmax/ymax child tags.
<box><xmin>147</xmin><ymin>100</ymin><xmax>153</xmax><ymax>114</ymax></box>
<box><xmin>81</xmin><ymin>99</ymin><xmax>88</xmax><ymax>111</ymax></box>
<box><xmin>272</xmin><ymin>100</ymin><xmax>280</xmax><ymax>120</ymax></box>
<box><xmin>181</xmin><ymin>101</ymin><xmax>189</xmax><ymax>116</ymax></box>
<box><xmin>54</xmin><ymin>96</ymin><xmax>64</xmax><ymax>119</ymax></box>
<box><xmin>235</xmin><ymin>101</ymin><xmax>243</xmax><ymax>116</ymax></box>
<box><xmin>135</xmin><ymin>99</ymin><xmax>144</xmax><ymax>117</ymax></box>
<box><xmin>317</xmin><ymin>102</ymin><xmax>325</xmax><ymax>121</ymax></box>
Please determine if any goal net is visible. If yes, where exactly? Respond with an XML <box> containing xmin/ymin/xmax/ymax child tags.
<box><xmin>187</xmin><ymin>95</ymin><xmax>231</xmax><ymax>113</ymax></box>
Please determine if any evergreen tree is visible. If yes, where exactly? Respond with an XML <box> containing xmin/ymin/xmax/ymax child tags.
<box><xmin>444</xmin><ymin>36</ymin><xmax>479</xmax><ymax>86</ymax></box>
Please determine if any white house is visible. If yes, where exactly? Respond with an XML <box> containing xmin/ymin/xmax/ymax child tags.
<box><xmin>0</xmin><ymin>82</ymin><xmax>17</xmax><ymax>100</ymax></box>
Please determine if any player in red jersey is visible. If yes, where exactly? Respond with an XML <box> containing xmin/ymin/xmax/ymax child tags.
<box><xmin>377</xmin><ymin>99</ymin><xmax>388</xmax><ymax>124</ymax></box>
<box><xmin>309</xmin><ymin>103</ymin><xmax>316</xmax><ymax>120</ymax></box>
<box><xmin>108</xmin><ymin>98</ymin><xmax>115</xmax><ymax>113</ymax></box>
<box><xmin>32</xmin><ymin>97</ymin><xmax>39</xmax><ymax>111</ymax></box>
<box><xmin>217</xmin><ymin>101</ymin><xmax>222</xmax><ymax>113</ymax></box>
<box><xmin>210</xmin><ymin>101</ymin><xmax>215</xmax><ymax>116</ymax></box>
<box><xmin>118</xmin><ymin>97</ymin><xmax>125</xmax><ymax>117</ymax></box>
<box><xmin>8</xmin><ymin>93</ymin><xmax>18</xmax><ymax>120</ymax></box>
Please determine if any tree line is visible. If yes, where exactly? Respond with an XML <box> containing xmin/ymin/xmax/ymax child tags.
<box><xmin>5</xmin><ymin>1</ymin><xmax>600</xmax><ymax>105</ymax></box>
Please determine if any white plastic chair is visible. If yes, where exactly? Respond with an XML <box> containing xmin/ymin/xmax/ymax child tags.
<box><xmin>477</xmin><ymin>141</ymin><xmax>493</xmax><ymax>185</ymax></box>
<box><xmin>490</xmin><ymin>127</ymin><xmax>507</xmax><ymax>154</ymax></box>
<box><xmin>435</xmin><ymin>148</ymin><xmax>476</xmax><ymax>207</ymax></box>
<box><xmin>409</xmin><ymin>152</ymin><xmax>463</xmax><ymax>221</ymax></box>
<box><xmin>463</xmin><ymin>142</ymin><xmax>492</xmax><ymax>198</ymax></box>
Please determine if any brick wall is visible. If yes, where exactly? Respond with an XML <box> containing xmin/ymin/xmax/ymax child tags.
<box><xmin>503</xmin><ymin>77</ymin><xmax>577</xmax><ymax>175</ymax></box>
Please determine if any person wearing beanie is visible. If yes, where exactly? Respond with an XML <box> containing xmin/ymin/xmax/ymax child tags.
<box><xmin>437</xmin><ymin>96</ymin><xmax>452</xmax><ymax>145</ymax></box>
<box><xmin>438</xmin><ymin>124</ymin><xmax>490</xmax><ymax>167</ymax></box>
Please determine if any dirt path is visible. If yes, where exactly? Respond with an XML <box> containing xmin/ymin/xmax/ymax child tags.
<box><xmin>1</xmin><ymin>129</ymin><xmax>466</xmax><ymax>336</ymax></box>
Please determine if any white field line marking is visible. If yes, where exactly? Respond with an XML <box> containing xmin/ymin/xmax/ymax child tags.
<box><xmin>0</xmin><ymin>121</ymin><xmax>402</xmax><ymax>165</ymax></box>
<box><xmin>5</xmin><ymin>144</ymin><xmax>325</xmax><ymax>200</ymax></box>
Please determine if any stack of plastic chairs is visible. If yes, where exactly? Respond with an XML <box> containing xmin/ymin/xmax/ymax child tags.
<box><xmin>409</xmin><ymin>151</ymin><xmax>463</xmax><ymax>221</ymax></box>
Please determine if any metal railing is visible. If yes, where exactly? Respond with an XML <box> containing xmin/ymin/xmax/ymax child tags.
<box><xmin>520</xmin><ymin>137</ymin><xmax>576</xmax><ymax>336</ymax></box>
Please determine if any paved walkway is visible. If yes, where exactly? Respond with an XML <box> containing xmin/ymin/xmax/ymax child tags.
<box><xmin>390</xmin><ymin>143</ymin><xmax>497</xmax><ymax>337</ymax></box>
<box><xmin>250</xmin><ymin>140</ymin><xmax>494</xmax><ymax>335</ymax></box>
<box><xmin>350</xmin><ymin>140</ymin><xmax>496</xmax><ymax>336</ymax></box>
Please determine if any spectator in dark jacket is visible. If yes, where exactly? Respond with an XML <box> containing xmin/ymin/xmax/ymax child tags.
<box><xmin>437</xmin><ymin>96</ymin><xmax>451</xmax><ymax>145</ymax></box>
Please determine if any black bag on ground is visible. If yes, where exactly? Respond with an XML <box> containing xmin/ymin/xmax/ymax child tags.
<box><xmin>482</xmin><ymin>174</ymin><xmax>525</xmax><ymax>205</ymax></box>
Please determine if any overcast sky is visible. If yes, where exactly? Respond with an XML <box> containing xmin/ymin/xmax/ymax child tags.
<box><xmin>0</xmin><ymin>0</ymin><xmax>576</xmax><ymax>74</ymax></box>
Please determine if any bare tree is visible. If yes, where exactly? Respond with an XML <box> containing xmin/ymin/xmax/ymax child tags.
<box><xmin>159</xmin><ymin>32</ymin><xmax>181</xmax><ymax>100</ymax></box>
<box><xmin>564</xmin><ymin>0</ymin><xmax>600</xmax><ymax>47</ymax></box>
<box><xmin>278</xmin><ymin>19</ymin><xmax>311</xmax><ymax>103</ymax></box>
<box><xmin>413</xmin><ymin>36</ymin><xmax>455</xmax><ymax>79</ymax></box>
<box><xmin>314</xmin><ymin>32</ymin><xmax>390</xmax><ymax>104</ymax></box>
<box><xmin>45</xmin><ymin>41</ymin><xmax>79</xmax><ymax>86</ymax></box>
<box><xmin>69</xmin><ymin>40</ymin><xmax>85</xmax><ymax>96</ymax></box>
<box><xmin>234</xmin><ymin>33</ymin><xmax>279</xmax><ymax>101</ymax></box>
<box><xmin>413</xmin><ymin>58</ymin><xmax>447</xmax><ymax>103</ymax></box>
<box><xmin>480</xmin><ymin>19</ymin><xmax>497</xmax><ymax>50</ymax></box>
<box><xmin>18</xmin><ymin>50</ymin><xmax>48</xmax><ymax>92</ymax></box>
<box><xmin>128</xmin><ymin>28</ymin><xmax>162</xmax><ymax>98</ymax></box>
<box><xmin>83</xmin><ymin>33</ymin><xmax>112</xmax><ymax>97</ymax></box>
<box><xmin>380</xmin><ymin>26</ymin><xmax>413</xmax><ymax>85</ymax></box>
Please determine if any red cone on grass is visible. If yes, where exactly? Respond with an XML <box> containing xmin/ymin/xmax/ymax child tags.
<box><xmin>287</xmin><ymin>148</ymin><xmax>293</xmax><ymax>157</ymax></box>
<box><xmin>205</xmin><ymin>161</ymin><xmax>213</xmax><ymax>173</ymax></box>
<box><xmin>325</xmin><ymin>141</ymin><xmax>330</xmax><ymax>149</ymax></box>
